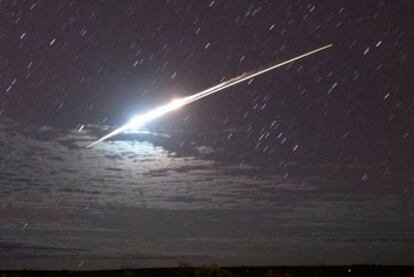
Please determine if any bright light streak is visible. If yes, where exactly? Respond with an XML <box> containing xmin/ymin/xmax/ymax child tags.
<box><xmin>125</xmin><ymin>98</ymin><xmax>186</xmax><ymax>129</ymax></box>
<box><xmin>86</xmin><ymin>44</ymin><xmax>332</xmax><ymax>148</ymax></box>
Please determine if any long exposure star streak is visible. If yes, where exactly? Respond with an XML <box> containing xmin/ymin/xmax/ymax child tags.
<box><xmin>86</xmin><ymin>44</ymin><xmax>332</xmax><ymax>148</ymax></box>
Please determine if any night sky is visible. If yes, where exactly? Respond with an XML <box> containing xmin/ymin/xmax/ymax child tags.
<box><xmin>0</xmin><ymin>0</ymin><xmax>413</xmax><ymax>269</ymax></box>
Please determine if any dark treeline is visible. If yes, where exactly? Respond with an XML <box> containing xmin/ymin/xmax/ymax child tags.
<box><xmin>1</xmin><ymin>265</ymin><xmax>413</xmax><ymax>277</ymax></box>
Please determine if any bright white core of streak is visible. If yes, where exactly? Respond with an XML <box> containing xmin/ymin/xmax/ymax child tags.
<box><xmin>125</xmin><ymin>98</ymin><xmax>187</xmax><ymax>130</ymax></box>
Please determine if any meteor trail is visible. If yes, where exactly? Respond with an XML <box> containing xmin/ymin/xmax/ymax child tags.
<box><xmin>86</xmin><ymin>44</ymin><xmax>332</xmax><ymax>148</ymax></box>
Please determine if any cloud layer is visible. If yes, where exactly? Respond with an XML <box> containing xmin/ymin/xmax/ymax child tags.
<box><xmin>0</xmin><ymin>118</ymin><xmax>413</xmax><ymax>269</ymax></box>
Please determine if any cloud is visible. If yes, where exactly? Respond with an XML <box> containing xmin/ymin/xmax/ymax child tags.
<box><xmin>0</xmin><ymin>118</ymin><xmax>413</xmax><ymax>268</ymax></box>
